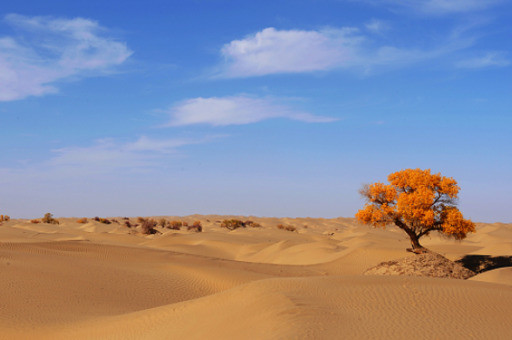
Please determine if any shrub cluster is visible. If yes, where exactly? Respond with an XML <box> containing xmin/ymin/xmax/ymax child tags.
<box><xmin>0</xmin><ymin>215</ymin><xmax>10</xmax><ymax>222</ymax></box>
<box><xmin>277</xmin><ymin>224</ymin><xmax>296</xmax><ymax>232</ymax></box>
<box><xmin>168</xmin><ymin>220</ymin><xmax>183</xmax><ymax>230</ymax></box>
<box><xmin>42</xmin><ymin>213</ymin><xmax>59</xmax><ymax>225</ymax></box>
<box><xmin>93</xmin><ymin>217</ymin><xmax>112</xmax><ymax>224</ymax></box>
<box><xmin>220</xmin><ymin>219</ymin><xmax>261</xmax><ymax>230</ymax></box>
<box><xmin>187</xmin><ymin>221</ymin><xmax>202</xmax><ymax>232</ymax></box>
<box><xmin>140</xmin><ymin>218</ymin><xmax>157</xmax><ymax>235</ymax></box>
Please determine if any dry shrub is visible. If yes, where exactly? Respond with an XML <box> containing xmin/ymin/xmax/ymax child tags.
<box><xmin>187</xmin><ymin>221</ymin><xmax>202</xmax><ymax>232</ymax></box>
<box><xmin>30</xmin><ymin>219</ymin><xmax>40</xmax><ymax>224</ymax></box>
<box><xmin>141</xmin><ymin>218</ymin><xmax>157</xmax><ymax>235</ymax></box>
<box><xmin>158</xmin><ymin>218</ymin><xmax>168</xmax><ymax>228</ymax></box>
<box><xmin>76</xmin><ymin>217</ymin><xmax>88</xmax><ymax>224</ymax></box>
<box><xmin>137</xmin><ymin>217</ymin><xmax>146</xmax><ymax>223</ymax></box>
<box><xmin>220</xmin><ymin>219</ymin><xmax>245</xmax><ymax>230</ymax></box>
<box><xmin>93</xmin><ymin>217</ymin><xmax>111</xmax><ymax>224</ymax></box>
<box><xmin>245</xmin><ymin>220</ymin><xmax>261</xmax><ymax>228</ymax></box>
<box><xmin>277</xmin><ymin>224</ymin><xmax>296</xmax><ymax>232</ymax></box>
<box><xmin>0</xmin><ymin>215</ymin><xmax>10</xmax><ymax>222</ymax></box>
<box><xmin>182</xmin><ymin>221</ymin><xmax>189</xmax><ymax>227</ymax></box>
<box><xmin>221</xmin><ymin>219</ymin><xmax>261</xmax><ymax>230</ymax></box>
<box><xmin>124</xmin><ymin>220</ymin><xmax>135</xmax><ymax>228</ymax></box>
<box><xmin>168</xmin><ymin>220</ymin><xmax>183</xmax><ymax>230</ymax></box>
<box><xmin>42</xmin><ymin>213</ymin><xmax>59</xmax><ymax>225</ymax></box>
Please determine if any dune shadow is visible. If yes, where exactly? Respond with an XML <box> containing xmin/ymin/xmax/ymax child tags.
<box><xmin>456</xmin><ymin>255</ymin><xmax>512</xmax><ymax>274</ymax></box>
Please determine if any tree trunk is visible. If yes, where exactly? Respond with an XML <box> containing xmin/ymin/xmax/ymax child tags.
<box><xmin>408</xmin><ymin>232</ymin><xmax>427</xmax><ymax>253</ymax></box>
<box><xmin>394</xmin><ymin>219</ymin><xmax>427</xmax><ymax>253</ymax></box>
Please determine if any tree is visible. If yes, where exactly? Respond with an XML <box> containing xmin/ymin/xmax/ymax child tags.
<box><xmin>355</xmin><ymin>168</ymin><xmax>475</xmax><ymax>253</ymax></box>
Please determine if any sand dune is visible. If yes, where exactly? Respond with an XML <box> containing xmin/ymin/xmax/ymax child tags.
<box><xmin>0</xmin><ymin>216</ymin><xmax>511</xmax><ymax>339</ymax></box>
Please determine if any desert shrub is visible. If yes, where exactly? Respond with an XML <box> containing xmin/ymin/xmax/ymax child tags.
<box><xmin>221</xmin><ymin>219</ymin><xmax>262</xmax><ymax>230</ymax></box>
<box><xmin>158</xmin><ymin>218</ymin><xmax>168</xmax><ymax>228</ymax></box>
<box><xmin>182</xmin><ymin>221</ymin><xmax>189</xmax><ymax>227</ymax></box>
<box><xmin>93</xmin><ymin>216</ymin><xmax>111</xmax><ymax>224</ymax></box>
<box><xmin>0</xmin><ymin>215</ymin><xmax>10</xmax><ymax>222</ymax></box>
<box><xmin>76</xmin><ymin>217</ymin><xmax>88</xmax><ymax>224</ymax></box>
<box><xmin>220</xmin><ymin>219</ymin><xmax>245</xmax><ymax>230</ymax></box>
<box><xmin>277</xmin><ymin>224</ymin><xmax>296</xmax><ymax>232</ymax></box>
<box><xmin>137</xmin><ymin>217</ymin><xmax>146</xmax><ymax>223</ymax></box>
<box><xmin>42</xmin><ymin>213</ymin><xmax>59</xmax><ymax>225</ymax></box>
<box><xmin>124</xmin><ymin>220</ymin><xmax>133</xmax><ymax>228</ymax></box>
<box><xmin>168</xmin><ymin>220</ymin><xmax>183</xmax><ymax>230</ymax></box>
<box><xmin>245</xmin><ymin>220</ymin><xmax>261</xmax><ymax>228</ymax></box>
<box><xmin>188</xmin><ymin>221</ymin><xmax>202</xmax><ymax>232</ymax></box>
<box><xmin>141</xmin><ymin>218</ymin><xmax>157</xmax><ymax>235</ymax></box>
<box><xmin>30</xmin><ymin>219</ymin><xmax>40</xmax><ymax>224</ymax></box>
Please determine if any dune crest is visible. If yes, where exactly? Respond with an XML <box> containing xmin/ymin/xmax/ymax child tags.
<box><xmin>1</xmin><ymin>216</ymin><xmax>511</xmax><ymax>339</ymax></box>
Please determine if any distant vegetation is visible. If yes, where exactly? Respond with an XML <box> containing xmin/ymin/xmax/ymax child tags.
<box><xmin>277</xmin><ymin>224</ymin><xmax>296</xmax><ymax>232</ymax></box>
<box><xmin>42</xmin><ymin>213</ymin><xmax>59</xmax><ymax>225</ymax></box>
<box><xmin>0</xmin><ymin>215</ymin><xmax>10</xmax><ymax>222</ymax></box>
<box><xmin>93</xmin><ymin>217</ymin><xmax>112</xmax><ymax>224</ymax></box>
<box><xmin>187</xmin><ymin>221</ymin><xmax>202</xmax><ymax>232</ymax></box>
<box><xmin>76</xmin><ymin>218</ymin><xmax>88</xmax><ymax>224</ymax></box>
<box><xmin>220</xmin><ymin>219</ymin><xmax>261</xmax><ymax>230</ymax></box>
<box><xmin>140</xmin><ymin>218</ymin><xmax>157</xmax><ymax>235</ymax></box>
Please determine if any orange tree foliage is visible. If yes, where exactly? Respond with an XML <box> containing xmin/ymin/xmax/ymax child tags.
<box><xmin>355</xmin><ymin>169</ymin><xmax>475</xmax><ymax>252</ymax></box>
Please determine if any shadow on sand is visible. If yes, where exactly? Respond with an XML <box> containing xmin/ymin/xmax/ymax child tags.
<box><xmin>456</xmin><ymin>255</ymin><xmax>512</xmax><ymax>274</ymax></box>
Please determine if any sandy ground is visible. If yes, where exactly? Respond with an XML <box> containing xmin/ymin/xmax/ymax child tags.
<box><xmin>0</xmin><ymin>216</ymin><xmax>511</xmax><ymax>339</ymax></box>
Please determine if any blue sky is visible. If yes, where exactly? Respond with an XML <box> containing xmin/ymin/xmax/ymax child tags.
<box><xmin>1</xmin><ymin>0</ymin><xmax>511</xmax><ymax>221</ymax></box>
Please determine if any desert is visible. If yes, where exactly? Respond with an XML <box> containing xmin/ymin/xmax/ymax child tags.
<box><xmin>1</xmin><ymin>215</ymin><xmax>511</xmax><ymax>339</ymax></box>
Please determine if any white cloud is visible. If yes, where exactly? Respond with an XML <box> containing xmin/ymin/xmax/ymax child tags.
<box><xmin>217</xmin><ymin>26</ymin><xmax>473</xmax><ymax>77</ymax></box>
<box><xmin>455</xmin><ymin>52</ymin><xmax>510</xmax><ymax>68</ymax></box>
<box><xmin>0</xmin><ymin>14</ymin><xmax>132</xmax><ymax>101</ymax></box>
<box><xmin>219</xmin><ymin>27</ymin><xmax>362</xmax><ymax>77</ymax></box>
<box><xmin>360</xmin><ymin>0</ymin><xmax>501</xmax><ymax>14</ymax></box>
<box><xmin>165</xmin><ymin>95</ymin><xmax>337</xmax><ymax>126</ymax></box>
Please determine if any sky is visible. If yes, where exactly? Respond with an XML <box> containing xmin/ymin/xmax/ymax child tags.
<box><xmin>0</xmin><ymin>0</ymin><xmax>511</xmax><ymax>222</ymax></box>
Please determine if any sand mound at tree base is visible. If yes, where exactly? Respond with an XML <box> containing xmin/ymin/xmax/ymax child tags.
<box><xmin>364</xmin><ymin>251</ymin><xmax>476</xmax><ymax>279</ymax></box>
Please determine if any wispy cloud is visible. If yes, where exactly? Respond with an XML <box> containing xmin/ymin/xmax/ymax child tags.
<box><xmin>365</xmin><ymin>19</ymin><xmax>390</xmax><ymax>34</ymax></box>
<box><xmin>456</xmin><ymin>51</ymin><xmax>510</xmax><ymax>68</ymax></box>
<box><xmin>164</xmin><ymin>95</ymin><xmax>337</xmax><ymax>126</ymax></box>
<box><xmin>216</xmin><ymin>26</ymin><xmax>473</xmax><ymax>77</ymax></box>
<box><xmin>48</xmin><ymin>136</ymin><xmax>210</xmax><ymax>174</ymax></box>
<box><xmin>360</xmin><ymin>0</ymin><xmax>502</xmax><ymax>15</ymax></box>
<box><xmin>0</xmin><ymin>14</ymin><xmax>132</xmax><ymax>101</ymax></box>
